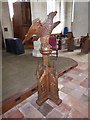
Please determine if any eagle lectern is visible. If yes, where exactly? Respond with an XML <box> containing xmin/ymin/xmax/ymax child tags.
<box><xmin>23</xmin><ymin>11</ymin><xmax>62</xmax><ymax>105</ymax></box>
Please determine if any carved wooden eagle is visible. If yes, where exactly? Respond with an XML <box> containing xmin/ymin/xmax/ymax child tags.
<box><xmin>23</xmin><ymin>11</ymin><xmax>60</xmax><ymax>44</ymax></box>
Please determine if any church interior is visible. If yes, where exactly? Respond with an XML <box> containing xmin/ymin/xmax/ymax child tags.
<box><xmin>0</xmin><ymin>0</ymin><xmax>90</xmax><ymax>119</ymax></box>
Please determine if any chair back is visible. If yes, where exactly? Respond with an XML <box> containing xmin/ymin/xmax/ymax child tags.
<box><xmin>49</xmin><ymin>36</ymin><xmax>56</xmax><ymax>50</ymax></box>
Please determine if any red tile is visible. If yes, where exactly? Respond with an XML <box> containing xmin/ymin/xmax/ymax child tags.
<box><xmin>55</xmin><ymin>103</ymin><xmax>71</xmax><ymax>116</ymax></box>
<box><xmin>68</xmin><ymin>68</ymin><xmax>82</xmax><ymax>75</ymax></box>
<box><xmin>80</xmin><ymin>79</ymin><xmax>88</xmax><ymax>88</ymax></box>
<box><xmin>63</xmin><ymin>95</ymin><xmax>79</xmax><ymax>107</ymax></box>
<box><xmin>72</xmin><ymin>78</ymin><xmax>84</xmax><ymax>85</ymax></box>
<box><xmin>19</xmin><ymin>102</ymin><xmax>44</xmax><ymax>118</ymax></box>
<box><xmin>60</xmin><ymin>86</ymin><xmax>73</xmax><ymax>94</ymax></box>
<box><xmin>58</xmin><ymin>77</ymin><xmax>73</xmax><ymax>85</ymax></box>
<box><xmin>76</xmin><ymin>64</ymin><xmax>88</xmax><ymax>70</ymax></box>
<box><xmin>72</xmin><ymin>101</ymin><xmax>88</xmax><ymax>117</ymax></box>
<box><xmin>64</xmin><ymin>81</ymin><xmax>79</xmax><ymax>90</ymax></box>
<box><xmin>69</xmin><ymin>89</ymin><xmax>83</xmax><ymax>99</ymax></box>
<box><xmin>4</xmin><ymin>107</ymin><xmax>24</xmax><ymax>118</ymax></box>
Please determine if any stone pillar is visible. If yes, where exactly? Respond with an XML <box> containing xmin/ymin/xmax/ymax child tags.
<box><xmin>61</xmin><ymin>0</ymin><xmax>67</xmax><ymax>32</ymax></box>
<box><xmin>66</xmin><ymin>2</ymin><xmax>72</xmax><ymax>31</ymax></box>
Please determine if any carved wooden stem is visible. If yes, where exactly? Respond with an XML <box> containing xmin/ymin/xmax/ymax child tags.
<box><xmin>36</xmin><ymin>36</ymin><xmax>62</xmax><ymax>106</ymax></box>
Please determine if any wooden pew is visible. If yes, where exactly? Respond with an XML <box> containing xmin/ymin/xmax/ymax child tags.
<box><xmin>66</xmin><ymin>32</ymin><xmax>75</xmax><ymax>51</ymax></box>
<box><xmin>80</xmin><ymin>35</ymin><xmax>90</xmax><ymax>54</ymax></box>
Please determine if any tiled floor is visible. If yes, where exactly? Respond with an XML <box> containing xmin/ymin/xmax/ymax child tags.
<box><xmin>2</xmin><ymin>61</ymin><xmax>89</xmax><ymax>118</ymax></box>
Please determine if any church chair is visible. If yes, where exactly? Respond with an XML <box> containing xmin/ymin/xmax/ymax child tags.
<box><xmin>49</xmin><ymin>36</ymin><xmax>58</xmax><ymax>57</ymax></box>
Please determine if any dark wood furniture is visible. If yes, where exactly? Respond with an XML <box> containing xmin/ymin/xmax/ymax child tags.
<box><xmin>66</xmin><ymin>32</ymin><xmax>75</xmax><ymax>51</ymax></box>
<box><xmin>80</xmin><ymin>35</ymin><xmax>90</xmax><ymax>54</ymax></box>
<box><xmin>13</xmin><ymin>2</ymin><xmax>33</xmax><ymax>49</ymax></box>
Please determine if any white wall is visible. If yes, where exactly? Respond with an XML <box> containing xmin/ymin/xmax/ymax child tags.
<box><xmin>31</xmin><ymin>2</ymin><xmax>47</xmax><ymax>22</ymax></box>
<box><xmin>72</xmin><ymin>2</ymin><xmax>88</xmax><ymax>37</ymax></box>
<box><xmin>2</xmin><ymin>2</ymin><xmax>13</xmax><ymax>39</ymax></box>
<box><xmin>66</xmin><ymin>2</ymin><xmax>72</xmax><ymax>32</ymax></box>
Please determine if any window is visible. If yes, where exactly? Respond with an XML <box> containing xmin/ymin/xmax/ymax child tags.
<box><xmin>47</xmin><ymin>0</ymin><xmax>61</xmax><ymax>33</ymax></box>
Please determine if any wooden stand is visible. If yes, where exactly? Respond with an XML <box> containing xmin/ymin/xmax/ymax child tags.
<box><xmin>36</xmin><ymin>43</ymin><xmax>62</xmax><ymax>105</ymax></box>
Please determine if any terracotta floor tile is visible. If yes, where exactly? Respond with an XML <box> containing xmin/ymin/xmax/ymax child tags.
<box><xmin>46</xmin><ymin>109</ymin><xmax>64</xmax><ymax>118</ymax></box>
<box><xmin>69</xmin><ymin>89</ymin><xmax>83</xmax><ymax>99</ymax></box>
<box><xmin>63</xmin><ymin>95</ymin><xmax>80</xmax><ymax>107</ymax></box>
<box><xmin>38</xmin><ymin>102</ymin><xmax>53</xmax><ymax>116</ymax></box>
<box><xmin>68</xmin><ymin>68</ymin><xmax>82</xmax><ymax>75</ymax></box>
<box><xmin>24</xmin><ymin>108</ymin><xmax>44</xmax><ymax>118</ymax></box>
<box><xmin>80</xmin><ymin>79</ymin><xmax>88</xmax><ymax>88</ymax></box>
<box><xmin>4</xmin><ymin>107</ymin><xmax>24</xmax><ymax>118</ymax></box>
<box><xmin>60</xmin><ymin>86</ymin><xmax>73</xmax><ymax>94</ymax></box>
<box><xmin>55</xmin><ymin>103</ymin><xmax>71</xmax><ymax>116</ymax></box>
<box><xmin>18</xmin><ymin>102</ymin><xmax>34</xmax><ymax>116</ymax></box>
<box><xmin>67</xmin><ymin>108</ymin><xmax>86</xmax><ymax>118</ymax></box>
<box><xmin>72</xmin><ymin>101</ymin><xmax>88</xmax><ymax>117</ymax></box>
<box><xmin>2</xmin><ymin>61</ymin><xmax>88</xmax><ymax>118</ymax></box>
<box><xmin>64</xmin><ymin>81</ymin><xmax>79</xmax><ymax>90</ymax></box>
<box><xmin>65</xmin><ymin>72</ymin><xmax>78</xmax><ymax>79</ymax></box>
<box><xmin>59</xmin><ymin>76</ymin><xmax>73</xmax><ymax>83</ymax></box>
<box><xmin>76</xmin><ymin>63</ymin><xmax>88</xmax><ymax>70</ymax></box>
<box><xmin>72</xmin><ymin>78</ymin><xmax>84</xmax><ymax>85</ymax></box>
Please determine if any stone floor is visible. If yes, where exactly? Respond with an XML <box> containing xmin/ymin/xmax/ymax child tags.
<box><xmin>2</xmin><ymin>60</ymin><xmax>89</xmax><ymax>118</ymax></box>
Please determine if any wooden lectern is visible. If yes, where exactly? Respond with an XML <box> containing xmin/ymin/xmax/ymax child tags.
<box><xmin>23</xmin><ymin>11</ymin><xmax>62</xmax><ymax>105</ymax></box>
